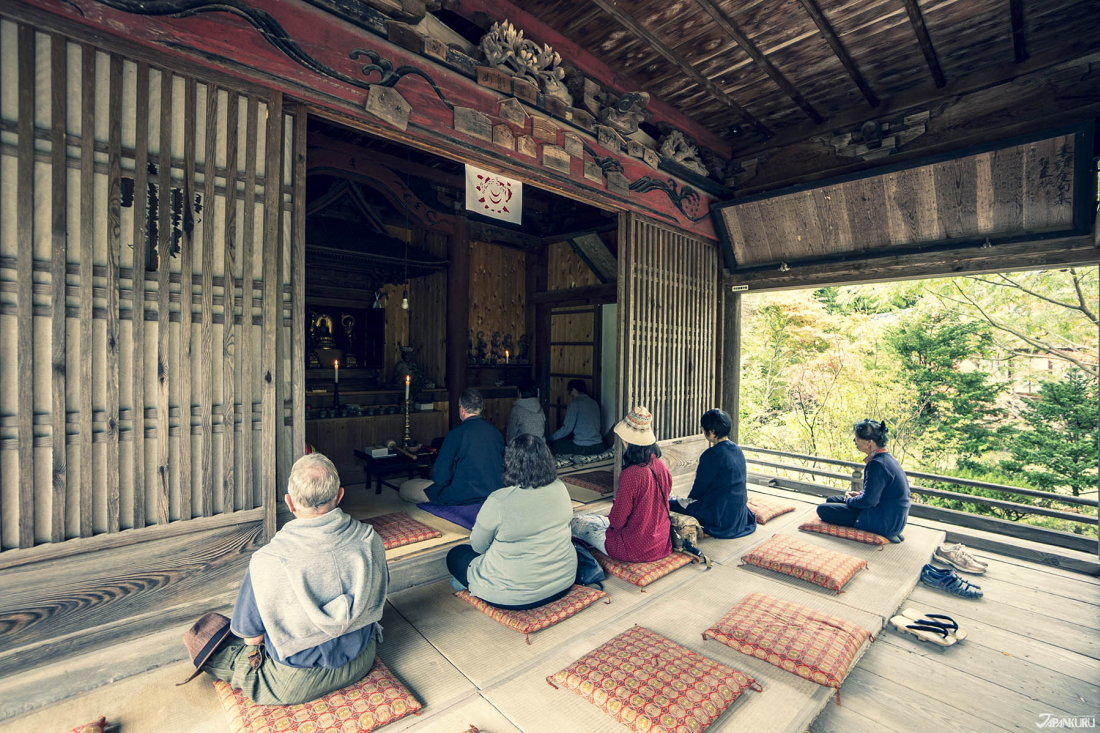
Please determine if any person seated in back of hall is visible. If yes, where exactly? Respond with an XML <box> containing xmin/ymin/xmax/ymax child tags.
<box><xmin>670</xmin><ymin>408</ymin><xmax>757</xmax><ymax>540</ymax></box>
<box><xmin>816</xmin><ymin>419</ymin><xmax>911</xmax><ymax>543</ymax></box>
<box><xmin>192</xmin><ymin>453</ymin><xmax>388</xmax><ymax>705</ymax></box>
<box><xmin>399</xmin><ymin>388</ymin><xmax>505</xmax><ymax>506</ymax></box>
<box><xmin>506</xmin><ymin>377</ymin><xmax>546</xmax><ymax>444</ymax></box>
<box><xmin>446</xmin><ymin>434</ymin><xmax>577</xmax><ymax>609</ymax></box>
<box><xmin>570</xmin><ymin>406</ymin><xmax>672</xmax><ymax>563</ymax></box>
<box><xmin>547</xmin><ymin>379</ymin><xmax>605</xmax><ymax>456</ymax></box>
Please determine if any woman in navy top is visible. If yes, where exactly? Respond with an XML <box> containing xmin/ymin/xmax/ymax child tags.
<box><xmin>670</xmin><ymin>409</ymin><xmax>757</xmax><ymax>540</ymax></box>
<box><xmin>817</xmin><ymin>419</ymin><xmax>911</xmax><ymax>541</ymax></box>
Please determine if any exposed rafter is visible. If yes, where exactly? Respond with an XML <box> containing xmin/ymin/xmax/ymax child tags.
<box><xmin>692</xmin><ymin>0</ymin><xmax>824</xmax><ymax>124</ymax></box>
<box><xmin>1010</xmin><ymin>0</ymin><xmax>1028</xmax><ymax>62</ymax></box>
<box><xmin>795</xmin><ymin>0</ymin><xmax>879</xmax><ymax>108</ymax></box>
<box><xmin>584</xmin><ymin>0</ymin><xmax>773</xmax><ymax>139</ymax></box>
<box><xmin>901</xmin><ymin>0</ymin><xmax>947</xmax><ymax>88</ymax></box>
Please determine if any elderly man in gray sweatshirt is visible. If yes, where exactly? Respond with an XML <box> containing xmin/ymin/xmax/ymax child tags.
<box><xmin>197</xmin><ymin>453</ymin><xmax>388</xmax><ymax>705</ymax></box>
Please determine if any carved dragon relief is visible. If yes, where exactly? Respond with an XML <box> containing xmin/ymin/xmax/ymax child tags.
<box><xmin>629</xmin><ymin>177</ymin><xmax>706</xmax><ymax>222</ymax></box>
<box><xmin>93</xmin><ymin>0</ymin><xmax>453</xmax><ymax>108</ymax></box>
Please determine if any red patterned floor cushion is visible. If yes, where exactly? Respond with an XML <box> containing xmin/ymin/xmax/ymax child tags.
<box><xmin>562</xmin><ymin>470</ymin><xmax>616</xmax><ymax>495</ymax></box>
<box><xmin>454</xmin><ymin>584</ymin><xmax>609</xmax><ymax>643</ymax></box>
<box><xmin>703</xmin><ymin>592</ymin><xmax>871</xmax><ymax>702</ymax></box>
<box><xmin>746</xmin><ymin>496</ymin><xmax>796</xmax><ymax>525</ymax></box>
<box><xmin>214</xmin><ymin>659</ymin><xmax>421</xmax><ymax>732</ymax></box>
<box><xmin>66</xmin><ymin>717</ymin><xmax>106</xmax><ymax>733</ymax></box>
<box><xmin>740</xmin><ymin>534</ymin><xmax>867</xmax><ymax>593</ymax></box>
<box><xmin>798</xmin><ymin>519</ymin><xmax>889</xmax><ymax>547</ymax></box>
<box><xmin>362</xmin><ymin>512</ymin><xmax>443</xmax><ymax>550</ymax></box>
<box><xmin>547</xmin><ymin>625</ymin><xmax>761</xmax><ymax>731</ymax></box>
<box><xmin>591</xmin><ymin>549</ymin><xmax>696</xmax><ymax>589</ymax></box>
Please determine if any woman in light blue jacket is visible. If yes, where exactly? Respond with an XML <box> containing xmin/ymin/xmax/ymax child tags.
<box><xmin>446</xmin><ymin>434</ymin><xmax>577</xmax><ymax>609</ymax></box>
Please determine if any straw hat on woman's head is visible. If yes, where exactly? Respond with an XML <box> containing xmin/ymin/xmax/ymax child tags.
<box><xmin>614</xmin><ymin>406</ymin><xmax>657</xmax><ymax>446</ymax></box>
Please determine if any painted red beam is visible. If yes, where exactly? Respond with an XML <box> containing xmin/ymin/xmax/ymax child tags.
<box><xmin>454</xmin><ymin>0</ymin><xmax>733</xmax><ymax>159</ymax></box>
<box><xmin>12</xmin><ymin>0</ymin><xmax>717</xmax><ymax>238</ymax></box>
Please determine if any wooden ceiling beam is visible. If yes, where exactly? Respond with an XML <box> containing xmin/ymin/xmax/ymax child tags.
<box><xmin>733</xmin><ymin>39</ymin><xmax>1097</xmax><ymax>157</ymax></box>
<box><xmin>584</xmin><ymin>0</ymin><xmax>773</xmax><ymax>139</ymax></box>
<box><xmin>794</xmin><ymin>0</ymin><xmax>879</xmax><ymax>108</ymax></box>
<box><xmin>1010</xmin><ymin>0</ymin><xmax>1028</xmax><ymax>63</ymax></box>
<box><xmin>691</xmin><ymin>0</ymin><xmax>824</xmax><ymax>124</ymax></box>
<box><xmin>901</xmin><ymin>0</ymin><xmax>947</xmax><ymax>88</ymax></box>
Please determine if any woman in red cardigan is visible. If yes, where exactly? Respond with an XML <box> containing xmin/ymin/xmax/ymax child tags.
<box><xmin>570</xmin><ymin>406</ymin><xmax>672</xmax><ymax>563</ymax></box>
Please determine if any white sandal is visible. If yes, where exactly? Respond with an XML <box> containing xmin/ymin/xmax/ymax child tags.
<box><xmin>889</xmin><ymin>614</ymin><xmax>958</xmax><ymax>647</ymax></box>
<box><xmin>899</xmin><ymin>608</ymin><xmax>967</xmax><ymax>641</ymax></box>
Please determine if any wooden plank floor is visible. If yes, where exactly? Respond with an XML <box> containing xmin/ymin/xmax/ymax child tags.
<box><xmin>811</xmin><ymin>550</ymin><xmax>1100</xmax><ymax>733</ymax></box>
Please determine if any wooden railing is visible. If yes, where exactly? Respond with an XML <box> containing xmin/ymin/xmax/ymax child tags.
<box><xmin>741</xmin><ymin>445</ymin><xmax>1099</xmax><ymax>555</ymax></box>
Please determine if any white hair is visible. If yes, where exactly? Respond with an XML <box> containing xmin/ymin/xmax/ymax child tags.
<box><xmin>288</xmin><ymin>453</ymin><xmax>341</xmax><ymax>508</ymax></box>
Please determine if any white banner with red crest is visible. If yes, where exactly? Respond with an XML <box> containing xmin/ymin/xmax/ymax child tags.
<box><xmin>465</xmin><ymin>164</ymin><xmax>522</xmax><ymax>224</ymax></box>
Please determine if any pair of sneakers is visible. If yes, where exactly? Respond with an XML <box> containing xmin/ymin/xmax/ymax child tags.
<box><xmin>933</xmin><ymin>542</ymin><xmax>988</xmax><ymax>574</ymax></box>
<box><xmin>920</xmin><ymin>563</ymin><xmax>983</xmax><ymax>598</ymax></box>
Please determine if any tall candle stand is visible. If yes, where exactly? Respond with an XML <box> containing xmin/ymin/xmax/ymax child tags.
<box><xmin>403</xmin><ymin>397</ymin><xmax>412</xmax><ymax>449</ymax></box>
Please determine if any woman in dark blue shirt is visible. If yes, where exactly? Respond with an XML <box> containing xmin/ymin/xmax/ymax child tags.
<box><xmin>817</xmin><ymin>419</ymin><xmax>911</xmax><ymax>541</ymax></box>
<box><xmin>670</xmin><ymin>409</ymin><xmax>757</xmax><ymax>539</ymax></box>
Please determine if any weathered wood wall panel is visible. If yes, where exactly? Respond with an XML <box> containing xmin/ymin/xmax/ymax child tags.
<box><xmin>469</xmin><ymin>240</ymin><xmax>526</xmax><ymax>363</ymax></box>
<box><xmin>547</xmin><ymin>241</ymin><xmax>602</xmax><ymax>291</ymax></box>
<box><xmin>549</xmin><ymin>308</ymin><xmax>597</xmax><ymax>433</ymax></box>
<box><xmin>618</xmin><ymin>215</ymin><xmax>719</xmax><ymax>442</ymax></box>
<box><xmin>717</xmin><ymin>129</ymin><xmax>1089</xmax><ymax>268</ymax></box>
<box><xmin>0</xmin><ymin>20</ymin><xmax>302</xmax><ymax>555</ymax></box>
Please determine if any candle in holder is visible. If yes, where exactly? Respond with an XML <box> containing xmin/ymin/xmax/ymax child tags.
<box><xmin>334</xmin><ymin>359</ymin><xmax>339</xmax><ymax>383</ymax></box>
<box><xmin>405</xmin><ymin>374</ymin><xmax>410</xmax><ymax>401</ymax></box>
<box><xmin>505</xmin><ymin>350</ymin><xmax>509</xmax><ymax>365</ymax></box>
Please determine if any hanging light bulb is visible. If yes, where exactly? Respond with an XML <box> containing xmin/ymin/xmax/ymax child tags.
<box><xmin>401</xmin><ymin>288</ymin><xmax>409</xmax><ymax>310</ymax></box>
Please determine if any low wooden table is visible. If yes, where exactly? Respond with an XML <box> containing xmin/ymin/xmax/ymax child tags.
<box><xmin>353</xmin><ymin>449</ymin><xmax>433</xmax><ymax>495</ymax></box>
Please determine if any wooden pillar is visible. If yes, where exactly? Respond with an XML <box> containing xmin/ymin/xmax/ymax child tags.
<box><xmin>447</xmin><ymin>216</ymin><xmax>470</xmax><ymax>427</ymax></box>
<box><xmin>721</xmin><ymin>288</ymin><xmax>742</xmax><ymax>442</ymax></box>
<box><xmin>535</xmin><ymin>303</ymin><xmax>551</xmax><ymax>417</ymax></box>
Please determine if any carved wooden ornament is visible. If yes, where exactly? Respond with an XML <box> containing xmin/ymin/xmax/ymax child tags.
<box><xmin>365</xmin><ymin>86</ymin><xmax>411</xmax><ymax>132</ymax></box>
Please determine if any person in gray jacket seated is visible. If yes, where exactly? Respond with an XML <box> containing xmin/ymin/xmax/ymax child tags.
<box><xmin>446</xmin><ymin>434</ymin><xmax>578</xmax><ymax>609</ymax></box>
<box><xmin>196</xmin><ymin>453</ymin><xmax>388</xmax><ymax>705</ymax></box>
<box><xmin>506</xmin><ymin>377</ymin><xmax>546</xmax><ymax>443</ymax></box>
<box><xmin>547</xmin><ymin>379</ymin><xmax>605</xmax><ymax>456</ymax></box>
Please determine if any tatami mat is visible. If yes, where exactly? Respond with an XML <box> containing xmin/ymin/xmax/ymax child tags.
<box><xmin>376</xmin><ymin>602</ymin><xmax>477</xmax><ymax>710</ymax></box>
<box><xmin>342</xmin><ymin>485</ymin><xmax>471</xmax><ymax>560</ymax></box>
<box><xmin>382</xmin><ymin>696</ymin><xmax>522</xmax><ymax>733</ymax></box>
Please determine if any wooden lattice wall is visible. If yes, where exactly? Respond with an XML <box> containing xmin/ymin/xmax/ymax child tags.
<box><xmin>0</xmin><ymin>19</ymin><xmax>303</xmax><ymax>552</ymax></box>
<box><xmin>617</xmin><ymin>214</ymin><xmax>719</xmax><ymax>442</ymax></box>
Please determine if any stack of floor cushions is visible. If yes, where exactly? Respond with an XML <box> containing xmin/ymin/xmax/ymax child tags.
<box><xmin>746</xmin><ymin>495</ymin><xmax>797</xmax><ymax>524</ymax></box>
<box><xmin>547</xmin><ymin>625</ymin><xmax>762</xmax><ymax>730</ymax></box>
<box><xmin>740</xmin><ymin>534</ymin><xmax>868</xmax><ymax>593</ymax></box>
<box><xmin>590</xmin><ymin>549</ymin><xmax>696</xmax><ymax>590</ymax></box>
<box><xmin>214</xmin><ymin>660</ymin><xmax>421</xmax><ymax>732</ymax></box>
<box><xmin>561</xmin><ymin>470</ymin><xmax>615</xmax><ymax>495</ymax></box>
<box><xmin>798</xmin><ymin>519</ymin><xmax>889</xmax><ymax>547</ymax></box>
<box><xmin>703</xmin><ymin>592</ymin><xmax>871</xmax><ymax>705</ymax></box>
<box><xmin>361</xmin><ymin>512</ymin><xmax>442</xmax><ymax>550</ymax></box>
<box><xmin>453</xmin><ymin>584</ymin><xmax>609</xmax><ymax>643</ymax></box>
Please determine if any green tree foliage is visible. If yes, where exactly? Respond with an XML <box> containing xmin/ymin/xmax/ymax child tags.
<box><xmin>881</xmin><ymin>311</ymin><xmax>1010</xmax><ymax>466</ymax></box>
<box><xmin>1000</xmin><ymin>369</ymin><xmax>1098</xmax><ymax>497</ymax></box>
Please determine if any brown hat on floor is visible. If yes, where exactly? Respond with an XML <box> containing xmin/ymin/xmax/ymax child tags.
<box><xmin>178</xmin><ymin>612</ymin><xmax>232</xmax><ymax>686</ymax></box>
